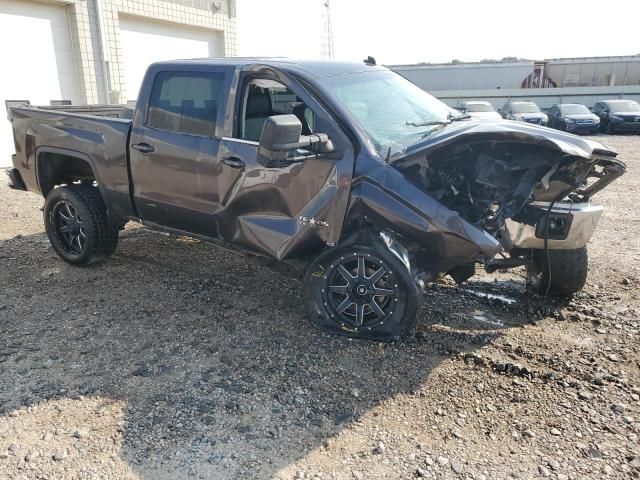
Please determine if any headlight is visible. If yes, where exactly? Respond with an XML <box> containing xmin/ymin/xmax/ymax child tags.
<box><xmin>593</xmin><ymin>117</ymin><xmax>600</xmax><ymax>124</ymax></box>
<box><xmin>542</xmin><ymin>114</ymin><xmax>549</xmax><ymax>123</ymax></box>
<box><xmin>563</xmin><ymin>117</ymin><xmax>575</xmax><ymax>123</ymax></box>
<box><xmin>611</xmin><ymin>115</ymin><xmax>623</xmax><ymax>121</ymax></box>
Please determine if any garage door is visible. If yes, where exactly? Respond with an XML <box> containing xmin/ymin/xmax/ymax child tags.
<box><xmin>0</xmin><ymin>0</ymin><xmax>77</xmax><ymax>167</ymax></box>
<box><xmin>119</xmin><ymin>16</ymin><xmax>221</xmax><ymax>103</ymax></box>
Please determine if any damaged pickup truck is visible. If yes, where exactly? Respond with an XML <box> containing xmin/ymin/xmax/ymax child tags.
<box><xmin>6</xmin><ymin>58</ymin><xmax>626</xmax><ymax>340</ymax></box>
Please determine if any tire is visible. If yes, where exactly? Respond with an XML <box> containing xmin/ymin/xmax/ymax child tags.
<box><xmin>303</xmin><ymin>241</ymin><xmax>422</xmax><ymax>341</ymax></box>
<box><xmin>526</xmin><ymin>247</ymin><xmax>588</xmax><ymax>297</ymax></box>
<box><xmin>43</xmin><ymin>184</ymin><xmax>119</xmax><ymax>265</ymax></box>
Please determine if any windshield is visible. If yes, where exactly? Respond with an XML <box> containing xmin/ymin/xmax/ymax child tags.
<box><xmin>511</xmin><ymin>103</ymin><xmax>540</xmax><ymax>113</ymax></box>
<box><xmin>320</xmin><ymin>70</ymin><xmax>455</xmax><ymax>156</ymax></box>
<box><xmin>610</xmin><ymin>101</ymin><xmax>640</xmax><ymax>113</ymax></box>
<box><xmin>560</xmin><ymin>105</ymin><xmax>590</xmax><ymax>115</ymax></box>
<box><xmin>466</xmin><ymin>103</ymin><xmax>494</xmax><ymax>112</ymax></box>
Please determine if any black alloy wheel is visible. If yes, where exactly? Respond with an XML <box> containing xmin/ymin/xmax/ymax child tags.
<box><xmin>44</xmin><ymin>184</ymin><xmax>119</xmax><ymax>265</ymax></box>
<box><xmin>323</xmin><ymin>252</ymin><xmax>399</xmax><ymax>330</ymax></box>
<box><xmin>52</xmin><ymin>200</ymin><xmax>87</xmax><ymax>255</ymax></box>
<box><xmin>304</xmin><ymin>242</ymin><xmax>422</xmax><ymax>341</ymax></box>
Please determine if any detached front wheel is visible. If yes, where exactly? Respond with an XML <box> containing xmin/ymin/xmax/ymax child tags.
<box><xmin>526</xmin><ymin>247</ymin><xmax>588</xmax><ymax>296</ymax></box>
<box><xmin>304</xmin><ymin>243</ymin><xmax>422</xmax><ymax>341</ymax></box>
<box><xmin>44</xmin><ymin>184</ymin><xmax>119</xmax><ymax>265</ymax></box>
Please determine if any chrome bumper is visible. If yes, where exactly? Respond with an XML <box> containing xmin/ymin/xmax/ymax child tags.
<box><xmin>506</xmin><ymin>202</ymin><xmax>603</xmax><ymax>250</ymax></box>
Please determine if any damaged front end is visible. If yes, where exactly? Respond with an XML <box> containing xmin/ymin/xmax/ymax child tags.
<box><xmin>387</xmin><ymin>121</ymin><xmax>626</xmax><ymax>282</ymax></box>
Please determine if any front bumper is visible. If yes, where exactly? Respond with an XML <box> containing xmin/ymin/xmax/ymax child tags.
<box><xmin>505</xmin><ymin>202</ymin><xmax>603</xmax><ymax>250</ymax></box>
<box><xmin>6</xmin><ymin>167</ymin><xmax>27</xmax><ymax>191</ymax></box>
<box><xmin>611</xmin><ymin>121</ymin><xmax>640</xmax><ymax>133</ymax></box>
<box><xmin>566</xmin><ymin>123</ymin><xmax>599</xmax><ymax>134</ymax></box>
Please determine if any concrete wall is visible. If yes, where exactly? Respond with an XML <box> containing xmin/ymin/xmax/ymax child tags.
<box><xmin>392</xmin><ymin>62</ymin><xmax>534</xmax><ymax>90</ymax></box>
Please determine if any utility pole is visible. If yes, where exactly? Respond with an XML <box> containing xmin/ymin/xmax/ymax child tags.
<box><xmin>321</xmin><ymin>0</ymin><xmax>334</xmax><ymax>59</ymax></box>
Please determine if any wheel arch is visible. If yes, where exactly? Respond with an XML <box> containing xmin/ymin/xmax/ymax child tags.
<box><xmin>35</xmin><ymin>147</ymin><xmax>105</xmax><ymax>199</ymax></box>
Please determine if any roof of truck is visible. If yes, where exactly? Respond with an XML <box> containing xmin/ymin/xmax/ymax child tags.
<box><xmin>150</xmin><ymin>57</ymin><xmax>386</xmax><ymax>78</ymax></box>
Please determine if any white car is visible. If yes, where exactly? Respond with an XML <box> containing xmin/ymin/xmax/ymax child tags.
<box><xmin>457</xmin><ymin>101</ymin><xmax>502</xmax><ymax>120</ymax></box>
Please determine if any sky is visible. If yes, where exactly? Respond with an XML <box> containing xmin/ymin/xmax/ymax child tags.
<box><xmin>236</xmin><ymin>0</ymin><xmax>640</xmax><ymax>65</ymax></box>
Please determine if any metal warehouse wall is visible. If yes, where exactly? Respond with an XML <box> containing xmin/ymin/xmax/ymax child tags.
<box><xmin>391</xmin><ymin>56</ymin><xmax>640</xmax><ymax>92</ymax></box>
<box><xmin>391</xmin><ymin>56</ymin><xmax>640</xmax><ymax>109</ymax></box>
<box><xmin>392</xmin><ymin>62</ymin><xmax>534</xmax><ymax>90</ymax></box>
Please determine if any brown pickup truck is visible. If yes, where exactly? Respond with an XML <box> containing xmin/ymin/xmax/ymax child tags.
<box><xmin>6</xmin><ymin>58</ymin><xmax>626</xmax><ymax>340</ymax></box>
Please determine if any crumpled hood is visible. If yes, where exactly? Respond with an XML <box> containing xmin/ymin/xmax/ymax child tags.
<box><xmin>399</xmin><ymin>119</ymin><xmax>618</xmax><ymax>161</ymax></box>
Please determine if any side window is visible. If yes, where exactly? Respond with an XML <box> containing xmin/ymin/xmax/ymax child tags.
<box><xmin>147</xmin><ymin>71</ymin><xmax>225</xmax><ymax>137</ymax></box>
<box><xmin>239</xmin><ymin>78</ymin><xmax>316</xmax><ymax>142</ymax></box>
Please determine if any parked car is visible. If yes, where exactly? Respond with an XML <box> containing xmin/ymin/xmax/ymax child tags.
<box><xmin>6</xmin><ymin>58</ymin><xmax>626</xmax><ymax>340</ymax></box>
<box><xmin>500</xmin><ymin>101</ymin><xmax>548</xmax><ymax>125</ymax></box>
<box><xmin>547</xmin><ymin>103</ymin><xmax>600</xmax><ymax>134</ymax></box>
<box><xmin>456</xmin><ymin>101</ymin><xmax>502</xmax><ymax>120</ymax></box>
<box><xmin>592</xmin><ymin>100</ymin><xmax>640</xmax><ymax>134</ymax></box>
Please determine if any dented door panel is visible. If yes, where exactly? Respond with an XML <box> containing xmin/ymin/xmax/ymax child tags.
<box><xmin>217</xmin><ymin>137</ymin><xmax>353</xmax><ymax>259</ymax></box>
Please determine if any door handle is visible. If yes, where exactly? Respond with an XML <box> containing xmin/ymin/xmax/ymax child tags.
<box><xmin>222</xmin><ymin>156</ymin><xmax>245</xmax><ymax>169</ymax></box>
<box><xmin>131</xmin><ymin>143</ymin><xmax>155</xmax><ymax>154</ymax></box>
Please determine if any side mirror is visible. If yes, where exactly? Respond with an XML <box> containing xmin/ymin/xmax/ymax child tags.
<box><xmin>258</xmin><ymin>114</ymin><xmax>334</xmax><ymax>167</ymax></box>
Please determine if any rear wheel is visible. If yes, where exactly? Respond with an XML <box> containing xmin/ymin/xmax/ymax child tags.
<box><xmin>304</xmin><ymin>242</ymin><xmax>422</xmax><ymax>341</ymax></box>
<box><xmin>526</xmin><ymin>247</ymin><xmax>588</xmax><ymax>296</ymax></box>
<box><xmin>44</xmin><ymin>184</ymin><xmax>119</xmax><ymax>265</ymax></box>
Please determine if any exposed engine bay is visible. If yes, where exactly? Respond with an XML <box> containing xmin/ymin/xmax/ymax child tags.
<box><xmin>392</xmin><ymin>140</ymin><xmax>626</xmax><ymax>241</ymax></box>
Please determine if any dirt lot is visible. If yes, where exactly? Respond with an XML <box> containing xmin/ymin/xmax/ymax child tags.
<box><xmin>1</xmin><ymin>134</ymin><xmax>639</xmax><ymax>480</ymax></box>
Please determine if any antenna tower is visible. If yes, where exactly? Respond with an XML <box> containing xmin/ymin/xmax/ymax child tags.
<box><xmin>321</xmin><ymin>0</ymin><xmax>335</xmax><ymax>59</ymax></box>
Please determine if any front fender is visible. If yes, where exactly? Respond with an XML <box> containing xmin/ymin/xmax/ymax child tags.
<box><xmin>345</xmin><ymin>165</ymin><xmax>500</xmax><ymax>272</ymax></box>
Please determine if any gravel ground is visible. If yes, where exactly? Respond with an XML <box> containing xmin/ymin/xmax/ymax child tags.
<box><xmin>0</xmin><ymin>134</ymin><xmax>639</xmax><ymax>480</ymax></box>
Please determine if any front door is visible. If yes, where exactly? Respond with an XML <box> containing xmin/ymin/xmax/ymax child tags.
<box><xmin>214</xmin><ymin>74</ymin><xmax>355</xmax><ymax>260</ymax></box>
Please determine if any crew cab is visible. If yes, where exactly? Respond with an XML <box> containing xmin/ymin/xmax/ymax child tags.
<box><xmin>6</xmin><ymin>58</ymin><xmax>626</xmax><ymax>340</ymax></box>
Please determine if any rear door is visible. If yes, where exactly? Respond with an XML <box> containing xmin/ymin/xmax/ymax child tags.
<box><xmin>129</xmin><ymin>66</ymin><xmax>235</xmax><ymax>237</ymax></box>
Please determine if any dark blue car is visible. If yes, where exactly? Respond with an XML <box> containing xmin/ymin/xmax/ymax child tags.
<box><xmin>547</xmin><ymin>103</ymin><xmax>599</xmax><ymax>134</ymax></box>
<box><xmin>593</xmin><ymin>100</ymin><xmax>640</xmax><ymax>134</ymax></box>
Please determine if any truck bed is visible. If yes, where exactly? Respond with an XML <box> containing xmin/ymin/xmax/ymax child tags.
<box><xmin>9</xmin><ymin>106</ymin><xmax>135</xmax><ymax>219</ymax></box>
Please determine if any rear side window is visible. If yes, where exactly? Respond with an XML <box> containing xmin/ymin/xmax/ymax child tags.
<box><xmin>147</xmin><ymin>71</ymin><xmax>225</xmax><ymax>136</ymax></box>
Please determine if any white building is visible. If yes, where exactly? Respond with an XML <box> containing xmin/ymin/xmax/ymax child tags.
<box><xmin>1</xmin><ymin>0</ymin><xmax>237</xmax><ymax>167</ymax></box>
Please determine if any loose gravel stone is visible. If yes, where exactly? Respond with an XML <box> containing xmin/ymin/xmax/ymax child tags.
<box><xmin>53</xmin><ymin>449</ymin><xmax>67</xmax><ymax>461</ymax></box>
<box><xmin>0</xmin><ymin>135</ymin><xmax>639</xmax><ymax>480</ymax></box>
